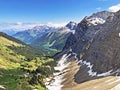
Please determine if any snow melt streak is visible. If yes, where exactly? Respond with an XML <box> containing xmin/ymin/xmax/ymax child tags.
<box><xmin>45</xmin><ymin>54</ymin><xmax>71</xmax><ymax>90</ymax></box>
<box><xmin>78</xmin><ymin>60</ymin><xmax>112</xmax><ymax>77</ymax></box>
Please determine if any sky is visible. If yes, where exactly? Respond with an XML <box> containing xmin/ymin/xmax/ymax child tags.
<box><xmin>0</xmin><ymin>0</ymin><xmax>120</xmax><ymax>24</ymax></box>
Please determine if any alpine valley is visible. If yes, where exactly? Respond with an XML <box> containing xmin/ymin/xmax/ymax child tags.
<box><xmin>1</xmin><ymin>8</ymin><xmax>120</xmax><ymax>90</ymax></box>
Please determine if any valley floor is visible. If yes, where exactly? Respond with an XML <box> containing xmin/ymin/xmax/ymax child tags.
<box><xmin>61</xmin><ymin>61</ymin><xmax>120</xmax><ymax>90</ymax></box>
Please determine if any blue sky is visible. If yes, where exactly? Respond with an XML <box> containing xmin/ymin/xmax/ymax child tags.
<box><xmin>0</xmin><ymin>0</ymin><xmax>120</xmax><ymax>23</ymax></box>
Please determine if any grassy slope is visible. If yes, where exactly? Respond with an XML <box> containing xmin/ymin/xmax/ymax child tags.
<box><xmin>0</xmin><ymin>32</ymin><xmax>56</xmax><ymax>90</ymax></box>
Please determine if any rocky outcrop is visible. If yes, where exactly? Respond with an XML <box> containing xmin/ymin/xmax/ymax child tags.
<box><xmin>83</xmin><ymin>10</ymin><xmax>120</xmax><ymax>74</ymax></box>
<box><xmin>56</xmin><ymin>11</ymin><xmax>114</xmax><ymax>58</ymax></box>
<box><xmin>55</xmin><ymin>10</ymin><xmax>120</xmax><ymax>83</ymax></box>
<box><xmin>66</xmin><ymin>21</ymin><xmax>77</xmax><ymax>30</ymax></box>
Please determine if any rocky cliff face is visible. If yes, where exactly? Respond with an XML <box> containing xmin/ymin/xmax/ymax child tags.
<box><xmin>74</xmin><ymin>10</ymin><xmax>120</xmax><ymax>83</ymax></box>
<box><xmin>56</xmin><ymin>11</ymin><xmax>120</xmax><ymax>83</ymax></box>
<box><xmin>57</xmin><ymin>11</ymin><xmax>114</xmax><ymax>56</ymax></box>
<box><xmin>66</xmin><ymin>21</ymin><xmax>77</xmax><ymax>30</ymax></box>
<box><xmin>83</xmin><ymin>10</ymin><xmax>120</xmax><ymax>74</ymax></box>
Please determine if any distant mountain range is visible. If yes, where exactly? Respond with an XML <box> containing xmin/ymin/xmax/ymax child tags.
<box><xmin>13</xmin><ymin>22</ymin><xmax>77</xmax><ymax>51</ymax></box>
<box><xmin>0</xmin><ymin>23</ymin><xmax>43</xmax><ymax>35</ymax></box>
<box><xmin>13</xmin><ymin>25</ymin><xmax>59</xmax><ymax>43</ymax></box>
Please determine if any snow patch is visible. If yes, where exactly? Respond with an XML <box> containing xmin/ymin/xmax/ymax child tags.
<box><xmin>119</xmin><ymin>33</ymin><xmax>120</xmax><ymax>37</ymax></box>
<box><xmin>33</xmin><ymin>89</ymin><xmax>38</xmax><ymax>90</ymax></box>
<box><xmin>45</xmin><ymin>54</ymin><xmax>71</xmax><ymax>90</ymax></box>
<box><xmin>82</xmin><ymin>60</ymin><xmax>97</xmax><ymax>76</ymax></box>
<box><xmin>97</xmin><ymin>70</ymin><xmax>112</xmax><ymax>77</ymax></box>
<box><xmin>49</xmin><ymin>40</ymin><xmax>56</xmax><ymax>46</ymax></box>
<box><xmin>47</xmin><ymin>32</ymin><xmax>52</xmax><ymax>37</ymax></box>
<box><xmin>0</xmin><ymin>85</ymin><xmax>6</xmax><ymax>89</ymax></box>
<box><xmin>69</xmin><ymin>47</ymin><xmax>78</xmax><ymax>60</ymax></box>
<box><xmin>54</xmin><ymin>54</ymin><xmax>71</xmax><ymax>71</ymax></box>
<box><xmin>87</xmin><ymin>17</ymin><xmax>105</xmax><ymax>25</ymax></box>
<box><xmin>45</xmin><ymin>48</ymin><xmax>78</xmax><ymax>90</ymax></box>
<box><xmin>71</xmin><ymin>30</ymin><xmax>75</xmax><ymax>34</ymax></box>
<box><xmin>59</xmin><ymin>28</ymin><xmax>75</xmax><ymax>35</ymax></box>
<box><xmin>78</xmin><ymin>60</ymin><xmax>112</xmax><ymax>77</ymax></box>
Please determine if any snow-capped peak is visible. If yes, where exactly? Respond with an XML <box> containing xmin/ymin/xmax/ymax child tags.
<box><xmin>66</xmin><ymin>21</ymin><xmax>77</xmax><ymax>30</ymax></box>
<box><xmin>86</xmin><ymin>17</ymin><xmax>105</xmax><ymax>25</ymax></box>
<box><xmin>82</xmin><ymin>11</ymin><xmax>114</xmax><ymax>26</ymax></box>
<box><xmin>32</xmin><ymin>25</ymin><xmax>52</xmax><ymax>31</ymax></box>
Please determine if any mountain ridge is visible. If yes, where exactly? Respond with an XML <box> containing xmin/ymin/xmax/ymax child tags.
<box><xmin>54</xmin><ymin>10</ymin><xmax>119</xmax><ymax>84</ymax></box>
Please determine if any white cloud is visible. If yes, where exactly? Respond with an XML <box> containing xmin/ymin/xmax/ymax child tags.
<box><xmin>0</xmin><ymin>22</ymin><xmax>67</xmax><ymax>31</ymax></box>
<box><xmin>109</xmin><ymin>4</ymin><xmax>120</xmax><ymax>12</ymax></box>
<box><xmin>16</xmin><ymin>22</ymin><xmax>23</xmax><ymax>25</ymax></box>
<box><xmin>0</xmin><ymin>23</ymin><xmax>42</xmax><ymax>31</ymax></box>
<box><xmin>47</xmin><ymin>22</ymin><xmax>67</xmax><ymax>27</ymax></box>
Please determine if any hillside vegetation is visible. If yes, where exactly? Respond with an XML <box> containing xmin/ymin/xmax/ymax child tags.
<box><xmin>0</xmin><ymin>32</ymin><xmax>56</xmax><ymax>90</ymax></box>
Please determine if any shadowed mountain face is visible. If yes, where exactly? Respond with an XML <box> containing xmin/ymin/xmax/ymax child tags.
<box><xmin>63</xmin><ymin>11</ymin><xmax>114</xmax><ymax>51</ymax></box>
<box><xmin>55</xmin><ymin>10</ymin><xmax>120</xmax><ymax>83</ymax></box>
<box><xmin>83</xmin><ymin>10</ymin><xmax>120</xmax><ymax>74</ymax></box>
<box><xmin>56</xmin><ymin>11</ymin><xmax>114</xmax><ymax>56</ymax></box>
<box><xmin>66</xmin><ymin>21</ymin><xmax>77</xmax><ymax>30</ymax></box>
<box><xmin>74</xmin><ymin>11</ymin><xmax>120</xmax><ymax>84</ymax></box>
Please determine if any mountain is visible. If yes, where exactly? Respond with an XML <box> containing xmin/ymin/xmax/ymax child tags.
<box><xmin>66</xmin><ymin>21</ymin><xmax>77</xmax><ymax>30</ymax></box>
<box><xmin>13</xmin><ymin>25</ymin><xmax>59</xmax><ymax>44</ymax></box>
<box><xmin>0</xmin><ymin>32</ymin><xmax>56</xmax><ymax>90</ymax></box>
<box><xmin>13</xmin><ymin>22</ymin><xmax>77</xmax><ymax>51</ymax></box>
<box><xmin>80</xmin><ymin>10</ymin><xmax>120</xmax><ymax>77</ymax></box>
<box><xmin>55</xmin><ymin>10</ymin><xmax>120</xmax><ymax>84</ymax></box>
<box><xmin>58</xmin><ymin>11</ymin><xmax>114</xmax><ymax>54</ymax></box>
<box><xmin>88</xmin><ymin>10</ymin><xmax>113</xmax><ymax>22</ymax></box>
<box><xmin>31</xmin><ymin>22</ymin><xmax>77</xmax><ymax>51</ymax></box>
